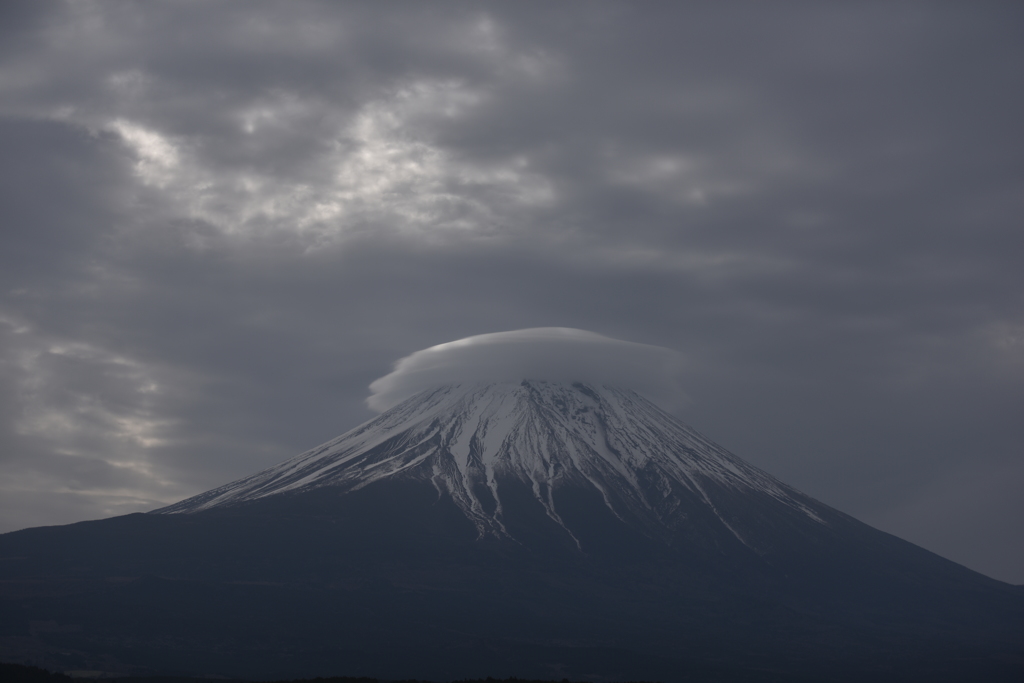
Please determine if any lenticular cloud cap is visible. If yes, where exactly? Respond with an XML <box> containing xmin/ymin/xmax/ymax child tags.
<box><xmin>367</xmin><ymin>327</ymin><xmax>685</xmax><ymax>412</ymax></box>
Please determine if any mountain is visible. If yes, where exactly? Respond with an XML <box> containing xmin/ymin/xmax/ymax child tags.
<box><xmin>160</xmin><ymin>381</ymin><xmax>833</xmax><ymax>547</ymax></box>
<box><xmin>1</xmin><ymin>381</ymin><xmax>1022</xmax><ymax>682</ymax></box>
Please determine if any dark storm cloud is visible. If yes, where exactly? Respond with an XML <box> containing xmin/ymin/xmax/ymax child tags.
<box><xmin>0</xmin><ymin>1</ymin><xmax>1021</xmax><ymax>582</ymax></box>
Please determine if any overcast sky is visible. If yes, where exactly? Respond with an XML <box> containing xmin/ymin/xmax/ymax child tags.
<box><xmin>1</xmin><ymin>1</ymin><xmax>1021</xmax><ymax>583</ymax></box>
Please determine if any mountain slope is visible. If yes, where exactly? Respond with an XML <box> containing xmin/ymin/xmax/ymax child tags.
<box><xmin>1</xmin><ymin>381</ymin><xmax>1021</xmax><ymax>681</ymax></box>
<box><xmin>160</xmin><ymin>382</ymin><xmax>829</xmax><ymax>549</ymax></box>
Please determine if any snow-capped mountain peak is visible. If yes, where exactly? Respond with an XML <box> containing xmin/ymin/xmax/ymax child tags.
<box><xmin>158</xmin><ymin>381</ymin><xmax>827</xmax><ymax>547</ymax></box>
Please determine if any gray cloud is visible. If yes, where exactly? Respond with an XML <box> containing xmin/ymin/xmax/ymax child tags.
<box><xmin>0</xmin><ymin>1</ymin><xmax>1021</xmax><ymax>582</ymax></box>
<box><xmin>367</xmin><ymin>328</ymin><xmax>685</xmax><ymax>412</ymax></box>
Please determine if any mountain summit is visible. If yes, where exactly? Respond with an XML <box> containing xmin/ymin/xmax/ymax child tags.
<box><xmin>2</xmin><ymin>380</ymin><xmax>1022</xmax><ymax>681</ymax></box>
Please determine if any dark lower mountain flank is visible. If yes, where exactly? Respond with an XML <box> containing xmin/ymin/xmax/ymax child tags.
<box><xmin>1</xmin><ymin>382</ymin><xmax>1021</xmax><ymax>681</ymax></box>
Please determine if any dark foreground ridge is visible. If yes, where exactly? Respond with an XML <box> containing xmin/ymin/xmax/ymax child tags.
<box><xmin>0</xmin><ymin>665</ymin><xmax>669</xmax><ymax>683</ymax></box>
<box><xmin>1</xmin><ymin>383</ymin><xmax>1022</xmax><ymax>682</ymax></box>
<box><xmin>3</xmin><ymin>661</ymin><xmax>841</xmax><ymax>683</ymax></box>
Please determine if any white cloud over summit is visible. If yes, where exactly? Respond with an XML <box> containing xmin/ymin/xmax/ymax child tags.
<box><xmin>367</xmin><ymin>328</ymin><xmax>685</xmax><ymax>412</ymax></box>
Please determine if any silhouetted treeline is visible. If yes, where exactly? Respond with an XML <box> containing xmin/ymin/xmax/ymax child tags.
<box><xmin>0</xmin><ymin>663</ymin><xmax>70</xmax><ymax>682</ymax></box>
